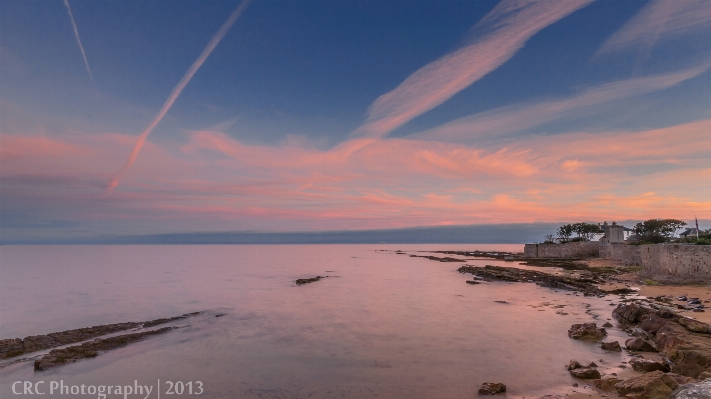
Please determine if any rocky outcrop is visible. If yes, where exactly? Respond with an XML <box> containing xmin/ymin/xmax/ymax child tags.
<box><xmin>0</xmin><ymin>312</ymin><xmax>201</xmax><ymax>360</ymax></box>
<box><xmin>601</xmin><ymin>341</ymin><xmax>622</xmax><ymax>351</ymax></box>
<box><xmin>570</xmin><ymin>368</ymin><xmax>601</xmax><ymax>379</ymax></box>
<box><xmin>478</xmin><ymin>382</ymin><xmax>506</xmax><ymax>395</ymax></box>
<box><xmin>593</xmin><ymin>376</ymin><xmax>624</xmax><ymax>392</ymax></box>
<box><xmin>34</xmin><ymin>327</ymin><xmax>174</xmax><ymax>371</ymax></box>
<box><xmin>612</xmin><ymin>303</ymin><xmax>711</xmax><ymax>379</ymax></box>
<box><xmin>568</xmin><ymin>323</ymin><xmax>607</xmax><ymax>340</ymax></box>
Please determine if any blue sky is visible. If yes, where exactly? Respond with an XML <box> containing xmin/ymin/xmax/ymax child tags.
<box><xmin>1</xmin><ymin>0</ymin><xmax>710</xmax><ymax>241</ymax></box>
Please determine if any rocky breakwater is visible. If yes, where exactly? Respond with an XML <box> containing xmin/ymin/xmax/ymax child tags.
<box><xmin>0</xmin><ymin>312</ymin><xmax>201</xmax><ymax>360</ymax></box>
<box><xmin>34</xmin><ymin>327</ymin><xmax>174</xmax><ymax>370</ymax></box>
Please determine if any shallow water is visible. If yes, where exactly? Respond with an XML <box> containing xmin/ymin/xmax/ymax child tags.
<box><xmin>0</xmin><ymin>244</ymin><xmax>632</xmax><ymax>398</ymax></box>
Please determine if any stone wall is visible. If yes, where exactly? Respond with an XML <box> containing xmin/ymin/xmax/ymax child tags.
<box><xmin>601</xmin><ymin>243</ymin><xmax>711</xmax><ymax>280</ymax></box>
<box><xmin>523</xmin><ymin>242</ymin><xmax>600</xmax><ymax>258</ymax></box>
<box><xmin>641</xmin><ymin>244</ymin><xmax>711</xmax><ymax>280</ymax></box>
<box><xmin>600</xmin><ymin>243</ymin><xmax>643</xmax><ymax>265</ymax></box>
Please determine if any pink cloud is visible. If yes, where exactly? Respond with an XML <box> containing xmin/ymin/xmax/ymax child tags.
<box><xmin>351</xmin><ymin>0</ymin><xmax>593</xmax><ymax>138</ymax></box>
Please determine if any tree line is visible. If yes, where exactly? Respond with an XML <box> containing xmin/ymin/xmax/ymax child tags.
<box><xmin>543</xmin><ymin>219</ymin><xmax>708</xmax><ymax>244</ymax></box>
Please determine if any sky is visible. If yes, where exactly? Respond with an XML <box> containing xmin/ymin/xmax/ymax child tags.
<box><xmin>1</xmin><ymin>0</ymin><xmax>710</xmax><ymax>242</ymax></box>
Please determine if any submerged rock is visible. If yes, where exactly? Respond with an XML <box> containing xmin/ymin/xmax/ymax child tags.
<box><xmin>568</xmin><ymin>323</ymin><xmax>607</xmax><ymax>340</ymax></box>
<box><xmin>478</xmin><ymin>382</ymin><xmax>506</xmax><ymax>395</ymax></box>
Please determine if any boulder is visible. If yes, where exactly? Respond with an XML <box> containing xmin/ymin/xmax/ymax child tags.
<box><xmin>614</xmin><ymin>303</ymin><xmax>653</xmax><ymax>325</ymax></box>
<box><xmin>570</xmin><ymin>367</ymin><xmax>601</xmax><ymax>379</ymax></box>
<box><xmin>630</xmin><ymin>358</ymin><xmax>670</xmax><ymax>372</ymax></box>
<box><xmin>668</xmin><ymin>379</ymin><xmax>711</xmax><ymax>399</ymax></box>
<box><xmin>602</xmin><ymin>341</ymin><xmax>623</xmax><ymax>351</ymax></box>
<box><xmin>614</xmin><ymin>371</ymin><xmax>678</xmax><ymax>399</ymax></box>
<box><xmin>568</xmin><ymin>323</ymin><xmax>608</xmax><ymax>340</ymax></box>
<box><xmin>603</xmin><ymin>322</ymin><xmax>614</xmax><ymax>328</ymax></box>
<box><xmin>478</xmin><ymin>382</ymin><xmax>506</xmax><ymax>395</ymax></box>
<box><xmin>626</xmin><ymin>337</ymin><xmax>658</xmax><ymax>352</ymax></box>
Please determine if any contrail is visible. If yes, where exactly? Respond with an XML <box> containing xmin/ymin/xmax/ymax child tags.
<box><xmin>107</xmin><ymin>0</ymin><xmax>252</xmax><ymax>192</ymax></box>
<box><xmin>63</xmin><ymin>0</ymin><xmax>94</xmax><ymax>83</ymax></box>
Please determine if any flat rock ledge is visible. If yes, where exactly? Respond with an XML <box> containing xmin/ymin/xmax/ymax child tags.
<box><xmin>0</xmin><ymin>312</ymin><xmax>201</xmax><ymax>360</ymax></box>
<box><xmin>457</xmin><ymin>265</ymin><xmax>607</xmax><ymax>295</ymax></box>
<box><xmin>34</xmin><ymin>327</ymin><xmax>174</xmax><ymax>371</ymax></box>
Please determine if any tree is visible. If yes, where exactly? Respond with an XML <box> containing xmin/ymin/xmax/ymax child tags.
<box><xmin>544</xmin><ymin>234</ymin><xmax>555</xmax><ymax>244</ymax></box>
<box><xmin>557</xmin><ymin>224</ymin><xmax>574</xmax><ymax>243</ymax></box>
<box><xmin>633</xmin><ymin>219</ymin><xmax>686</xmax><ymax>243</ymax></box>
<box><xmin>572</xmin><ymin>222</ymin><xmax>603</xmax><ymax>241</ymax></box>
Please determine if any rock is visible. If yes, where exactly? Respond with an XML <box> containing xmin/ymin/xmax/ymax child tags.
<box><xmin>295</xmin><ymin>276</ymin><xmax>325</xmax><ymax>285</ymax></box>
<box><xmin>478</xmin><ymin>382</ymin><xmax>506</xmax><ymax>395</ymax></box>
<box><xmin>614</xmin><ymin>371</ymin><xmax>677</xmax><ymax>399</ymax></box>
<box><xmin>602</xmin><ymin>341</ymin><xmax>623</xmax><ymax>351</ymax></box>
<box><xmin>626</xmin><ymin>337</ymin><xmax>658</xmax><ymax>352</ymax></box>
<box><xmin>568</xmin><ymin>323</ymin><xmax>608</xmax><ymax>340</ymax></box>
<box><xmin>593</xmin><ymin>376</ymin><xmax>624</xmax><ymax>392</ymax></box>
<box><xmin>466</xmin><ymin>280</ymin><xmax>481</xmax><ymax>285</ymax></box>
<box><xmin>567</xmin><ymin>359</ymin><xmax>582</xmax><ymax>370</ymax></box>
<box><xmin>678</xmin><ymin>318</ymin><xmax>711</xmax><ymax>335</ymax></box>
<box><xmin>630</xmin><ymin>358</ymin><xmax>670</xmax><ymax>372</ymax></box>
<box><xmin>570</xmin><ymin>367</ymin><xmax>601</xmax><ymax>379</ymax></box>
<box><xmin>589</xmin><ymin>361</ymin><xmax>598</xmax><ymax>368</ymax></box>
<box><xmin>668</xmin><ymin>379</ymin><xmax>711</xmax><ymax>399</ymax></box>
<box><xmin>603</xmin><ymin>322</ymin><xmax>614</xmax><ymax>328</ymax></box>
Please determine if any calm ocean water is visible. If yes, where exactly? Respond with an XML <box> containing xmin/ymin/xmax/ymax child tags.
<box><xmin>1</xmin><ymin>244</ymin><xmax>632</xmax><ymax>398</ymax></box>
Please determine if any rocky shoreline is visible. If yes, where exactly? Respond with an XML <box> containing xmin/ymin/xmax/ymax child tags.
<box><xmin>0</xmin><ymin>312</ymin><xmax>201</xmax><ymax>361</ymax></box>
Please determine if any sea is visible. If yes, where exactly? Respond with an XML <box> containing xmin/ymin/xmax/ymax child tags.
<box><xmin>0</xmin><ymin>244</ymin><xmax>634</xmax><ymax>398</ymax></box>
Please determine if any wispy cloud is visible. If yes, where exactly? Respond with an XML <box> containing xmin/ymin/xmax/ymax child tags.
<box><xmin>63</xmin><ymin>0</ymin><xmax>94</xmax><ymax>83</ymax></box>
<box><xmin>107</xmin><ymin>0</ymin><xmax>252</xmax><ymax>192</ymax></box>
<box><xmin>413</xmin><ymin>64</ymin><xmax>709</xmax><ymax>142</ymax></box>
<box><xmin>350</xmin><ymin>0</ymin><xmax>594</xmax><ymax>138</ymax></box>
<box><xmin>597</xmin><ymin>0</ymin><xmax>711</xmax><ymax>54</ymax></box>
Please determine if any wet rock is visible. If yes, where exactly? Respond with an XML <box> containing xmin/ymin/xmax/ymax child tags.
<box><xmin>613</xmin><ymin>303</ymin><xmax>654</xmax><ymax>325</ymax></box>
<box><xmin>34</xmin><ymin>327</ymin><xmax>174</xmax><ymax>370</ymax></box>
<box><xmin>466</xmin><ymin>280</ymin><xmax>481</xmax><ymax>285</ymax></box>
<box><xmin>143</xmin><ymin>312</ymin><xmax>201</xmax><ymax>328</ymax></box>
<box><xmin>568</xmin><ymin>323</ymin><xmax>608</xmax><ymax>340</ymax></box>
<box><xmin>630</xmin><ymin>358</ymin><xmax>670</xmax><ymax>372</ymax></box>
<box><xmin>678</xmin><ymin>318</ymin><xmax>711</xmax><ymax>335</ymax></box>
<box><xmin>295</xmin><ymin>276</ymin><xmax>326</xmax><ymax>285</ymax></box>
<box><xmin>626</xmin><ymin>337</ymin><xmax>658</xmax><ymax>352</ymax></box>
<box><xmin>602</xmin><ymin>341</ymin><xmax>623</xmax><ymax>352</ymax></box>
<box><xmin>669</xmin><ymin>379</ymin><xmax>711</xmax><ymax>399</ymax></box>
<box><xmin>478</xmin><ymin>382</ymin><xmax>506</xmax><ymax>395</ymax></box>
<box><xmin>570</xmin><ymin>367</ymin><xmax>601</xmax><ymax>379</ymax></box>
<box><xmin>603</xmin><ymin>322</ymin><xmax>614</xmax><ymax>328</ymax></box>
<box><xmin>457</xmin><ymin>265</ymin><xmax>606</xmax><ymax>295</ymax></box>
<box><xmin>614</xmin><ymin>371</ymin><xmax>677</xmax><ymax>399</ymax></box>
